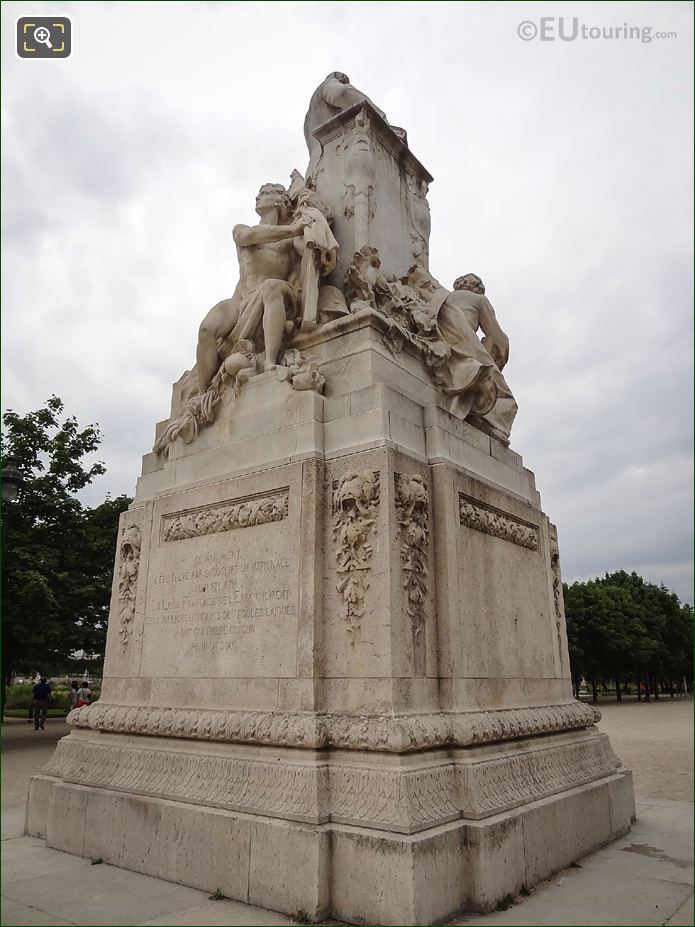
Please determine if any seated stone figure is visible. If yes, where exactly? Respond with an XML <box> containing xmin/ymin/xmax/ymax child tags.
<box><xmin>444</xmin><ymin>273</ymin><xmax>518</xmax><ymax>444</ymax></box>
<box><xmin>196</xmin><ymin>183</ymin><xmax>310</xmax><ymax>392</ymax></box>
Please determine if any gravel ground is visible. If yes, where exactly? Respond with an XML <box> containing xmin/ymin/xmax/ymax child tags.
<box><xmin>582</xmin><ymin>696</ymin><xmax>693</xmax><ymax>801</ymax></box>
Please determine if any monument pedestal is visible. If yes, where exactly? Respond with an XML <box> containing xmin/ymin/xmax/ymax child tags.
<box><xmin>27</xmin><ymin>313</ymin><xmax>634</xmax><ymax>925</ymax></box>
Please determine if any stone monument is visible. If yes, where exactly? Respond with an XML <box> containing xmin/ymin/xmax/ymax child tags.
<box><xmin>26</xmin><ymin>73</ymin><xmax>635</xmax><ymax>925</ymax></box>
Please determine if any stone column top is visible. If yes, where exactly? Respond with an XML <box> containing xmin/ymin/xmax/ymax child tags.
<box><xmin>312</xmin><ymin>101</ymin><xmax>433</xmax><ymax>185</ymax></box>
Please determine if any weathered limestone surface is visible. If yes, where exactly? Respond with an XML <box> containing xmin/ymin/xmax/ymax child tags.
<box><xmin>26</xmin><ymin>74</ymin><xmax>634</xmax><ymax>926</ymax></box>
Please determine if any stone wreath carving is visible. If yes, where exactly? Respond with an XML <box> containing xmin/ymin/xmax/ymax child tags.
<box><xmin>332</xmin><ymin>470</ymin><xmax>380</xmax><ymax>641</ymax></box>
<box><xmin>161</xmin><ymin>490</ymin><xmax>289</xmax><ymax>543</ymax></box>
<box><xmin>394</xmin><ymin>473</ymin><xmax>429</xmax><ymax>643</ymax></box>
<box><xmin>68</xmin><ymin>701</ymin><xmax>598</xmax><ymax>754</ymax></box>
<box><xmin>459</xmin><ymin>495</ymin><xmax>538</xmax><ymax>551</ymax></box>
<box><xmin>117</xmin><ymin>524</ymin><xmax>142</xmax><ymax>647</ymax></box>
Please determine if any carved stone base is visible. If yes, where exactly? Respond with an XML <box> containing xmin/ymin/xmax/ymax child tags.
<box><xmin>26</xmin><ymin>329</ymin><xmax>636</xmax><ymax>924</ymax></box>
<box><xmin>27</xmin><ymin>760</ymin><xmax>634</xmax><ymax>924</ymax></box>
<box><xmin>40</xmin><ymin>726</ymin><xmax>622</xmax><ymax>834</ymax></box>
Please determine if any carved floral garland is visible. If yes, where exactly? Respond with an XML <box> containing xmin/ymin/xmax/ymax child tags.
<box><xmin>332</xmin><ymin>470</ymin><xmax>380</xmax><ymax>641</ymax></box>
<box><xmin>394</xmin><ymin>473</ymin><xmax>429</xmax><ymax>642</ymax></box>
<box><xmin>549</xmin><ymin>527</ymin><xmax>564</xmax><ymax>655</ymax></box>
<box><xmin>459</xmin><ymin>495</ymin><xmax>538</xmax><ymax>550</ymax></box>
<box><xmin>161</xmin><ymin>490</ymin><xmax>289</xmax><ymax>543</ymax></box>
<box><xmin>117</xmin><ymin>524</ymin><xmax>142</xmax><ymax>647</ymax></box>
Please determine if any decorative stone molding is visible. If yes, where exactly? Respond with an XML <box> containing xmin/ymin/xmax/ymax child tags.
<box><xmin>329</xmin><ymin>763</ymin><xmax>459</xmax><ymax>832</ymax></box>
<box><xmin>394</xmin><ymin>473</ymin><xmax>429</xmax><ymax>643</ymax></box>
<box><xmin>68</xmin><ymin>701</ymin><xmax>597</xmax><ymax>754</ymax></box>
<box><xmin>46</xmin><ymin>729</ymin><xmax>619</xmax><ymax>832</ymax></box>
<box><xmin>117</xmin><ymin>523</ymin><xmax>142</xmax><ymax>647</ymax></box>
<box><xmin>161</xmin><ymin>489</ymin><xmax>289</xmax><ymax>543</ymax></box>
<box><xmin>332</xmin><ymin>470</ymin><xmax>380</xmax><ymax>640</ymax></box>
<box><xmin>459</xmin><ymin>494</ymin><xmax>539</xmax><ymax>551</ymax></box>
<box><xmin>456</xmin><ymin>735</ymin><xmax>621</xmax><ymax>819</ymax></box>
<box><xmin>47</xmin><ymin>739</ymin><xmax>327</xmax><ymax>822</ymax></box>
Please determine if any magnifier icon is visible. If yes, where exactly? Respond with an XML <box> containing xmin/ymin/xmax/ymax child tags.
<box><xmin>33</xmin><ymin>26</ymin><xmax>53</xmax><ymax>49</ymax></box>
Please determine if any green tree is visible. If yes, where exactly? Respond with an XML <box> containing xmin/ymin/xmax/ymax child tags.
<box><xmin>565</xmin><ymin>570</ymin><xmax>693</xmax><ymax>702</ymax></box>
<box><xmin>2</xmin><ymin>397</ymin><xmax>130</xmax><ymax>707</ymax></box>
<box><xmin>565</xmin><ymin>581</ymin><xmax>645</xmax><ymax>703</ymax></box>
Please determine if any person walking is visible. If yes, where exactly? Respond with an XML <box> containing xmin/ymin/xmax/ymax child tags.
<box><xmin>31</xmin><ymin>677</ymin><xmax>51</xmax><ymax>731</ymax></box>
<box><xmin>75</xmin><ymin>681</ymin><xmax>91</xmax><ymax>708</ymax></box>
<box><xmin>27</xmin><ymin>672</ymin><xmax>41</xmax><ymax>723</ymax></box>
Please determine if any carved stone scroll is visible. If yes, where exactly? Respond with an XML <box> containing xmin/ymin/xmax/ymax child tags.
<box><xmin>394</xmin><ymin>474</ymin><xmax>429</xmax><ymax>649</ymax></box>
<box><xmin>161</xmin><ymin>489</ymin><xmax>289</xmax><ymax>543</ymax></box>
<box><xmin>332</xmin><ymin>470</ymin><xmax>380</xmax><ymax>641</ymax></box>
<box><xmin>117</xmin><ymin>524</ymin><xmax>142</xmax><ymax>647</ymax></box>
<box><xmin>459</xmin><ymin>495</ymin><xmax>538</xmax><ymax>550</ymax></box>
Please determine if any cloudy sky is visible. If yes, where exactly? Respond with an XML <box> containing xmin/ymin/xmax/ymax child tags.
<box><xmin>2</xmin><ymin>1</ymin><xmax>693</xmax><ymax>602</ymax></box>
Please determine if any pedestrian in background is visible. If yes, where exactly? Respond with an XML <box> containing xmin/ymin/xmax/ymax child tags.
<box><xmin>76</xmin><ymin>681</ymin><xmax>91</xmax><ymax>708</ymax></box>
<box><xmin>32</xmin><ymin>677</ymin><xmax>51</xmax><ymax>731</ymax></box>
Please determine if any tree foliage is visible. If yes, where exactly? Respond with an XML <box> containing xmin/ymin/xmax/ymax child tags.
<box><xmin>565</xmin><ymin>570</ymin><xmax>693</xmax><ymax>701</ymax></box>
<box><xmin>2</xmin><ymin>397</ymin><xmax>131</xmax><ymax>680</ymax></box>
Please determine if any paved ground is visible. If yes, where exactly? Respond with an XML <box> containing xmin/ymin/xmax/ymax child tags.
<box><xmin>1</xmin><ymin>701</ymin><xmax>693</xmax><ymax>926</ymax></box>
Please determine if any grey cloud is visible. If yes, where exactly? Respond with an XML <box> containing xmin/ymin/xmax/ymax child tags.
<box><xmin>2</xmin><ymin>1</ymin><xmax>692</xmax><ymax>605</ymax></box>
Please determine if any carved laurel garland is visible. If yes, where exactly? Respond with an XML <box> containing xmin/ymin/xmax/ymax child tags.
<box><xmin>68</xmin><ymin>701</ymin><xmax>598</xmax><ymax>753</ymax></box>
<box><xmin>161</xmin><ymin>489</ymin><xmax>289</xmax><ymax>543</ymax></box>
<box><xmin>459</xmin><ymin>495</ymin><xmax>539</xmax><ymax>550</ymax></box>
<box><xmin>332</xmin><ymin>470</ymin><xmax>380</xmax><ymax>641</ymax></box>
<box><xmin>394</xmin><ymin>473</ymin><xmax>429</xmax><ymax>642</ymax></box>
<box><xmin>117</xmin><ymin>524</ymin><xmax>142</xmax><ymax>647</ymax></box>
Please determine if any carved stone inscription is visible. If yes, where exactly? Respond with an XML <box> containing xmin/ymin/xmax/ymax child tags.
<box><xmin>140</xmin><ymin>491</ymin><xmax>298</xmax><ymax>679</ymax></box>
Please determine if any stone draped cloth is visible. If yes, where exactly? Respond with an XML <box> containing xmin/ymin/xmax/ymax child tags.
<box><xmin>416</xmin><ymin>285</ymin><xmax>498</xmax><ymax>421</ymax></box>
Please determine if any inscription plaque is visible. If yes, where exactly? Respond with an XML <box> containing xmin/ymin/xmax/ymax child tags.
<box><xmin>140</xmin><ymin>490</ymin><xmax>298</xmax><ymax>678</ymax></box>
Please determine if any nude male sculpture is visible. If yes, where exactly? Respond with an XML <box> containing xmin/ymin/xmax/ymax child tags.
<box><xmin>196</xmin><ymin>183</ymin><xmax>310</xmax><ymax>393</ymax></box>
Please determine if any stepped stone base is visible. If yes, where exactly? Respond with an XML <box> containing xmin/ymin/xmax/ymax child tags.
<box><xmin>26</xmin><ymin>316</ymin><xmax>635</xmax><ymax>924</ymax></box>
<box><xmin>27</xmin><ymin>761</ymin><xmax>634</xmax><ymax>924</ymax></box>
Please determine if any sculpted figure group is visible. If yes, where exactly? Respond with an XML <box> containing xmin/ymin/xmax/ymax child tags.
<box><xmin>154</xmin><ymin>72</ymin><xmax>517</xmax><ymax>457</ymax></box>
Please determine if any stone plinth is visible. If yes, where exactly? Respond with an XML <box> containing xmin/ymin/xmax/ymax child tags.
<box><xmin>312</xmin><ymin>102</ymin><xmax>433</xmax><ymax>284</ymax></box>
<box><xmin>26</xmin><ymin>311</ymin><xmax>634</xmax><ymax>925</ymax></box>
